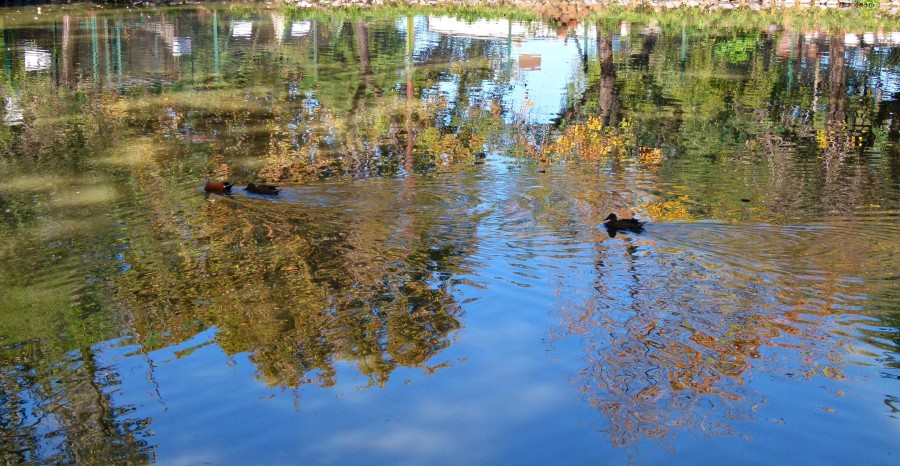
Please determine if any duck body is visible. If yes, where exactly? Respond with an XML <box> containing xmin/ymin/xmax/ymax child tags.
<box><xmin>603</xmin><ymin>212</ymin><xmax>646</xmax><ymax>232</ymax></box>
<box><xmin>245</xmin><ymin>182</ymin><xmax>280</xmax><ymax>195</ymax></box>
<box><xmin>204</xmin><ymin>176</ymin><xmax>234</xmax><ymax>193</ymax></box>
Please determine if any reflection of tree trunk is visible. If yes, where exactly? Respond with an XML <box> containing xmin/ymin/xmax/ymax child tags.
<box><xmin>823</xmin><ymin>35</ymin><xmax>856</xmax><ymax>212</ymax></box>
<box><xmin>348</xmin><ymin>22</ymin><xmax>370</xmax><ymax>164</ymax></box>
<box><xmin>348</xmin><ymin>21</ymin><xmax>385</xmax><ymax>167</ymax></box>
<box><xmin>62</xmin><ymin>15</ymin><xmax>74</xmax><ymax>87</ymax></box>
<box><xmin>404</xmin><ymin>16</ymin><xmax>415</xmax><ymax>177</ymax></box>
<box><xmin>406</xmin><ymin>68</ymin><xmax>414</xmax><ymax>173</ymax></box>
<box><xmin>631</xmin><ymin>33</ymin><xmax>656</xmax><ymax>69</ymax></box>
<box><xmin>598</xmin><ymin>30</ymin><xmax>619</xmax><ymax>127</ymax></box>
<box><xmin>827</xmin><ymin>36</ymin><xmax>846</xmax><ymax>126</ymax></box>
<box><xmin>59</xmin><ymin>348</ymin><xmax>149</xmax><ymax>463</ymax></box>
<box><xmin>552</xmin><ymin>25</ymin><xmax>619</xmax><ymax>129</ymax></box>
<box><xmin>354</xmin><ymin>21</ymin><xmax>371</xmax><ymax>75</ymax></box>
<box><xmin>352</xmin><ymin>21</ymin><xmax>382</xmax><ymax>99</ymax></box>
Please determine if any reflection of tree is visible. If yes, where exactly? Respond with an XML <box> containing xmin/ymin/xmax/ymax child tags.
<box><xmin>554</xmin><ymin>25</ymin><xmax>620</xmax><ymax>128</ymax></box>
<box><xmin>66</xmin><ymin>10</ymin><xmax>499</xmax><ymax>392</ymax></box>
<box><xmin>549</xmin><ymin>209</ymin><xmax>900</xmax><ymax>446</ymax></box>
<box><xmin>0</xmin><ymin>86</ymin><xmax>152</xmax><ymax>464</ymax></box>
<box><xmin>111</xmin><ymin>176</ymin><xmax>480</xmax><ymax>388</ymax></box>
<box><xmin>0</xmin><ymin>346</ymin><xmax>153</xmax><ymax>464</ymax></box>
<box><xmin>598</xmin><ymin>29</ymin><xmax>620</xmax><ymax>127</ymax></box>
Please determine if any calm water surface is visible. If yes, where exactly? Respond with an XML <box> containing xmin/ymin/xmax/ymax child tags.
<box><xmin>1</xmin><ymin>4</ymin><xmax>899</xmax><ymax>464</ymax></box>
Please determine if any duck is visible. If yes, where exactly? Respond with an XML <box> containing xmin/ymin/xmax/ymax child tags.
<box><xmin>204</xmin><ymin>176</ymin><xmax>233</xmax><ymax>193</ymax></box>
<box><xmin>603</xmin><ymin>211</ymin><xmax>646</xmax><ymax>232</ymax></box>
<box><xmin>245</xmin><ymin>182</ymin><xmax>280</xmax><ymax>195</ymax></box>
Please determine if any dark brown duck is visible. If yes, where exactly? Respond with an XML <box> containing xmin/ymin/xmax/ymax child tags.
<box><xmin>245</xmin><ymin>182</ymin><xmax>280</xmax><ymax>195</ymax></box>
<box><xmin>603</xmin><ymin>211</ymin><xmax>646</xmax><ymax>231</ymax></box>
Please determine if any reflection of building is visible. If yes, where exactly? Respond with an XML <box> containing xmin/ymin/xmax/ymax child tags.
<box><xmin>24</xmin><ymin>47</ymin><xmax>51</xmax><ymax>71</ymax></box>
<box><xmin>291</xmin><ymin>20</ymin><xmax>311</xmax><ymax>38</ymax></box>
<box><xmin>880</xmin><ymin>32</ymin><xmax>900</xmax><ymax>45</ymax></box>
<box><xmin>518</xmin><ymin>54</ymin><xmax>541</xmax><ymax>71</ymax></box>
<box><xmin>776</xmin><ymin>33</ymin><xmax>794</xmax><ymax>59</ymax></box>
<box><xmin>421</xmin><ymin>16</ymin><xmax>590</xmax><ymax>124</ymax></box>
<box><xmin>428</xmin><ymin>17</ymin><xmax>530</xmax><ymax>40</ymax></box>
<box><xmin>3</xmin><ymin>94</ymin><xmax>24</xmax><ymax>126</ymax></box>
<box><xmin>271</xmin><ymin>13</ymin><xmax>286</xmax><ymax>43</ymax></box>
<box><xmin>231</xmin><ymin>20</ymin><xmax>253</xmax><ymax>38</ymax></box>
<box><xmin>172</xmin><ymin>37</ymin><xmax>192</xmax><ymax>57</ymax></box>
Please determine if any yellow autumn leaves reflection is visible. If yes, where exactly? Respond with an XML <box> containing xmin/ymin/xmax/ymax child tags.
<box><xmin>115</xmin><ymin>176</ymin><xmax>478</xmax><ymax>389</ymax></box>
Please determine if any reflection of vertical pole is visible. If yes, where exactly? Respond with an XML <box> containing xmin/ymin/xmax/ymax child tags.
<box><xmin>91</xmin><ymin>15</ymin><xmax>99</xmax><ymax>84</ymax></box>
<box><xmin>584</xmin><ymin>22</ymin><xmax>588</xmax><ymax>65</ymax></box>
<box><xmin>154</xmin><ymin>29</ymin><xmax>160</xmax><ymax>85</ymax></box>
<box><xmin>406</xmin><ymin>16</ymin><xmax>414</xmax><ymax>173</ymax></box>
<box><xmin>406</xmin><ymin>16</ymin><xmax>414</xmax><ymax>68</ymax></box>
<box><xmin>62</xmin><ymin>16</ymin><xmax>72</xmax><ymax>87</ymax></box>
<box><xmin>787</xmin><ymin>31</ymin><xmax>795</xmax><ymax>92</ymax></box>
<box><xmin>812</xmin><ymin>41</ymin><xmax>820</xmax><ymax>112</ymax></box>
<box><xmin>506</xmin><ymin>19</ymin><xmax>512</xmax><ymax>76</ymax></box>
<box><xmin>116</xmin><ymin>18</ymin><xmax>123</xmax><ymax>88</ymax></box>
<box><xmin>313</xmin><ymin>20</ymin><xmax>318</xmax><ymax>82</ymax></box>
<box><xmin>213</xmin><ymin>10</ymin><xmax>220</xmax><ymax>76</ymax></box>
<box><xmin>104</xmin><ymin>19</ymin><xmax>112</xmax><ymax>87</ymax></box>
<box><xmin>2</xmin><ymin>24</ymin><xmax>10</xmax><ymax>84</ymax></box>
<box><xmin>52</xmin><ymin>21</ymin><xmax>59</xmax><ymax>87</ymax></box>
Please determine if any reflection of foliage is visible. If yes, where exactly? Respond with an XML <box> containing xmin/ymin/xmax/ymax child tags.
<box><xmin>0</xmin><ymin>77</ymin><xmax>152</xmax><ymax>466</ymax></box>
<box><xmin>521</xmin><ymin>116</ymin><xmax>635</xmax><ymax>164</ymax></box>
<box><xmin>583</xmin><ymin>6</ymin><xmax>900</xmax><ymax>33</ymax></box>
<box><xmin>416</xmin><ymin>126</ymin><xmax>486</xmax><ymax>164</ymax></box>
<box><xmin>556</xmin><ymin>223</ymin><xmax>866</xmax><ymax>445</ymax></box>
<box><xmin>113</xmin><ymin>182</ymin><xmax>474</xmax><ymax>388</ymax></box>
<box><xmin>640</xmin><ymin>197</ymin><xmax>691</xmax><ymax>220</ymax></box>
<box><xmin>713</xmin><ymin>36</ymin><xmax>758</xmax><ymax>64</ymax></box>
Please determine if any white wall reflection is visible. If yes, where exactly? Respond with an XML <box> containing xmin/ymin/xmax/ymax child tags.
<box><xmin>231</xmin><ymin>20</ymin><xmax>253</xmax><ymax>38</ymax></box>
<box><xmin>291</xmin><ymin>20</ymin><xmax>311</xmax><ymax>38</ymax></box>
<box><xmin>24</xmin><ymin>47</ymin><xmax>51</xmax><ymax>72</ymax></box>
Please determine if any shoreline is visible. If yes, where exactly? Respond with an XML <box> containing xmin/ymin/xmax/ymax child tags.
<box><xmin>280</xmin><ymin>0</ymin><xmax>900</xmax><ymax>18</ymax></box>
<box><xmin>6</xmin><ymin>2</ymin><xmax>900</xmax><ymax>25</ymax></box>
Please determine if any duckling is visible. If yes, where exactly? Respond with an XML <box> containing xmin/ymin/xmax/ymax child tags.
<box><xmin>603</xmin><ymin>212</ymin><xmax>646</xmax><ymax>231</ymax></box>
<box><xmin>245</xmin><ymin>182</ymin><xmax>280</xmax><ymax>195</ymax></box>
<box><xmin>204</xmin><ymin>176</ymin><xmax>233</xmax><ymax>193</ymax></box>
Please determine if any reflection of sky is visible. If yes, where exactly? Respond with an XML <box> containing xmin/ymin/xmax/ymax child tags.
<box><xmin>503</xmin><ymin>38</ymin><xmax>584</xmax><ymax>124</ymax></box>
<box><xmin>407</xmin><ymin>17</ymin><xmax>587</xmax><ymax>125</ymax></box>
<box><xmin>847</xmin><ymin>47</ymin><xmax>900</xmax><ymax>98</ymax></box>
<box><xmin>98</xmin><ymin>179</ymin><xmax>900</xmax><ymax>465</ymax></box>
<box><xmin>172</xmin><ymin>37</ymin><xmax>192</xmax><ymax>57</ymax></box>
<box><xmin>396</xmin><ymin>15</ymin><xmax>440</xmax><ymax>59</ymax></box>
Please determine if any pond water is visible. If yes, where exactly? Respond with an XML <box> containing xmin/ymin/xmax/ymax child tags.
<box><xmin>1</xmin><ymin>4</ymin><xmax>899</xmax><ymax>464</ymax></box>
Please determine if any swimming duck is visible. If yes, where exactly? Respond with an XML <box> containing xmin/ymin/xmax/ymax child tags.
<box><xmin>245</xmin><ymin>182</ymin><xmax>280</xmax><ymax>195</ymax></box>
<box><xmin>204</xmin><ymin>176</ymin><xmax>233</xmax><ymax>193</ymax></box>
<box><xmin>603</xmin><ymin>212</ymin><xmax>646</xmax><ymax>231</ymax></box>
